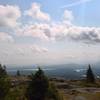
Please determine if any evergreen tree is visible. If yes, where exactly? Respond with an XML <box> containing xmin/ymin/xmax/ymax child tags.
<box><xmin>86</xmin><ymin>64</ymin><xmax>95</xmax><ymax>83</ymax></box>
<box><xmin>26</xmin><ymin>67</ymin><xmax>63</xmax><ymax>100</ymax></box>
<box><xmin>0</xmin><ymin>64</ymin><xmax>10</xmax><ymax>100</ymax></box>
<box><xmin>26</xmin><ymin>68</ymin><xmax>49</xmax><ymax>100</ymax></box>
<box><xmin>16</xmin><ymin>70</ymin><xmax>21</xmax><ymax>76</ymax></box>
<box><xmin>0</xmin><ymin>64</ymin><xmax>7</xmax><ymax>78</ymax></box>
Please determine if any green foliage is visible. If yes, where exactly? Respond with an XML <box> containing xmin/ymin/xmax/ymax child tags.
<box><xmin>5</xmin><ymin>84</ymin><xmax>27</xmax><ymax>100</ymax></box>
<box><xmin>0</xmin><ymin>64</ymin><xmax>11</xmax><ymax>100</ymax></box>
<box><xmin>86</xmin><ymin>64</ymin><xmax>95</xmax><ymax>83</ymax></box>
<box><xmin>0</xmin><ymin>64</ymin><xmax>7</xmax><ymax>78</ymax></box>
<box><xmin>47</xmin><ymin>82</ymin><xmax>63</xmax><ymax>100</ymax></box>
<box><xmin>26</xmin><ymin>67</ymin><xmax>63</xmax><ymax>100</ymax></box>
<box><xmin>26</xmin><ymin>68</ymin><xmax>49</xmax><ymax>100</ymax></box>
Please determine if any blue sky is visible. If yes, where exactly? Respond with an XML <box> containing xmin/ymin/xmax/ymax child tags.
<box><xmin>0</xmin><ymin>0</ymin><xmax>100</xmax><ymax>26</ymax></box>
<box><xmin>0</xmin><ymin>0</ymin><xmax>100</xmax><ymax>66</ymax></box>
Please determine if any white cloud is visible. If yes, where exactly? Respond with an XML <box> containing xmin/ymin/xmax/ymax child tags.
<box><xmin>66</xmin><ymin>26</ymin><xmax>100</xmax><ymax>44</ymax></box>
<box><xmin>25</xmin><ymin>2</ymin><xmax>50</xmax><ymax>21</ymax></box>
<box><xmin>29</xmin><ymin>45</ymin><xmax>48</xmax><ymax>53</ymax></box>
<box><xmin>0</xmin><ymin>44</ymin><xmax>48</xmax><ymax>57</ymax></box>
<box><xmin>63</xmin><ymin>10</ymin><xmax>74</xmax><ymax>24</ymax></box>
<box><xmin>17</xmin><ymin>23</ymin><xmax>51</xmax><ymax>41</ymax></box>
<box><xmin>0</xmin><ymin>32</ymin><xmax>14</xmax><ymax>42</ymax></box>
<box><xmin>16</xmin><ymin>21</ymin><xmax>100</xmax><ymax>44</ymax></box>
<box><xmin>16</xmin><ymin>9</ymin><xmax>73</xmax><ymax>41</ymax></box>
<box><xmin>0</xmin><ymin>43</ymin><xmax>49</xmax><ymax>65</ymax></box>
<box><xmin>1</xmin><ymin>3</ymin><xmax>99</xmax><ymax>45</ymax></box>
<box><xmin>0</xmin><ymin>1</ymin><xmax>100</xmax><ymax>65</ymax></box>
<box><xmin>0</xmin><ymin>5</ymin><xmax>21</xmax><ymax>28</ymax></box>
<box><xmin>14</xmin><ymin>44</ymin><xmax>48</xmax><ymax>56</ymax></box>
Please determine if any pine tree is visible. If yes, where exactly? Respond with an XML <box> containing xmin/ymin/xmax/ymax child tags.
<box><xmin>0</xmin><ymin>64</ymin><xmax>7</xmax><ymax>78</ymax></box>
<box><xmin>26</xmin><ymin>68</ymin><xmax>49</xmax><ymax>100</ymax></box>
<box><xmin>26</xmin><ymin>67</ymin><xmax>63</xmax><ymax>100</ymax></box>
<box><xmin>0</xmin><ymin>64</ymin><xmax>10</xmax><ymax>100</ymax></box>
<box><xmin>16</xmin><ymin>70</ymin><xmax>21</xmax><ymax>76</ymax></box>
<box><xmin>86</xmin><ymin>64</ymin><xmax>95</xmax><ymax>83</ymax></box>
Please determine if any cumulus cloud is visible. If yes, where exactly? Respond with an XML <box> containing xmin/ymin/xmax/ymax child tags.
<box><xmin>25</xmin><ymin>2</ymin><xmax>50</xmax><ymax>21</ymax></box>
<box><xmin>0</xmin><ymin>2</ymin><xmax>99</xmax><ymax>45</ymax></box>
<box><xmin>0</xmin><ymin>5</ymin><xmax>21</xmax><ymax>28</ymax></box>
<box><xmin>17</xmin><ymin>23</ymin><xmax>51</xmax><ymax>41</ymax></box>
<box><xmin>62</xmin><ymin>10</ymin><xmax>74</xmax><ymax>24</ymax></box>
<box><xmin>0</xmin><ymin>32</ymin><xmax>14</xmax><ymax>42</ymax></box>
<box><xmin>67</xmin><ymin>26</ymin><xmax>100</xmax><ymax>44</ymax></box>
<box><xmin>1</xmin><ymin>3</ymin><xmax>99</xmax><ymax>45</ymax></box>
<box><xmin>17</xmin><ymin>22</ymin><xmax>65</xmax><ymax>41</ymax></box>
<box><xmin>16</xmin><ymin>21</ymin><xmax>100</xmax><ymax>44</ymax></box>
<box><xmin>49</xmin><ymin>24</ymin><xmax>100</xmax><ymax>44</ymax></box>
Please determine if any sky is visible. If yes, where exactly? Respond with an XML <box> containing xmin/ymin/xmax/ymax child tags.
<box><xmin>0</xmin><ymin>0</ymin><xmax>100</xmax><ymax>66</ymax></box>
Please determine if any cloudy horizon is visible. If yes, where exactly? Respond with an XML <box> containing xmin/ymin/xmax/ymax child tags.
<box><xmin>0</xmin><ymin>0</ymin><xmax>100</xmax><ymax>66</ymax></box>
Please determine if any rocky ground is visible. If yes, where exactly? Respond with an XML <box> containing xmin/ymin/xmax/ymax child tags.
<box><xmin>50</xmin><ymin>78</ymin><xmax>100</xmax><ymax>100</ymax></box>
<box><xmin>9</xmin><ymin>76</ymin><xmax>100</xmax><ymax>100</ymax></box>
